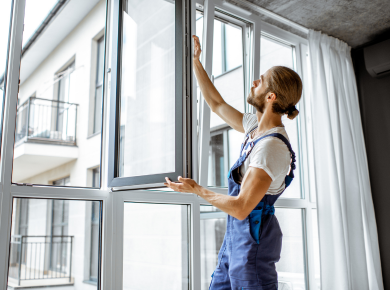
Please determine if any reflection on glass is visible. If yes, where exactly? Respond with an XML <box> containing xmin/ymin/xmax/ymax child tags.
<box><xmin>8</xmin><ymin>198</ymin><xmax>101</xmax><ymax>289</ymax></box>
<box><xmin>260</xmin><ymin>35</ymin><xmax>301</xmax><ymax>198</ymax></box>
<box><xmin>200</xmin><ymin>205</ymin><xmax>226</xmax><ymax>290</ymax></box>
<box><xmin>12</xmin><ymin>0</ymin><xmax>106</xmax><ymax>186</ymax></box>
<box><xmin>208</xmin><ymin>128</ymin><xmax>244</xmax><ymax>187</ymax></box>
<box><xmin>123</xmin><ymin>202</ymin><xmax>189</xmax><ymax>290</ymax></box>
<box><xmin>275</xmin><ymin>208</ymin><xmax>306</xmax><ymax>290</ymax></box>
<box><xmin>119</xmin><ymin>0</ymin><xmax>175</xmax><ymax>177</ymax></box>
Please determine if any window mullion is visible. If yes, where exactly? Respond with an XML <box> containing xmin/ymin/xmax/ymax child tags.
<box><xmin>198</xmin><ymin>0</ymin><xmax>215</xmax><ymax>187</ymax></box>
<box><xmin>0</xmin><ymin>0</ymin><xmax>25</xmax><ymax>288</ymax></box>
<box><xmin>191</xmin><ymin>196</ymin><xmax>201</xmax><ymax>290</ymax></box>
<box><xmin>304</xmin><ymin>208</ymin><xmax>317</xmax><ymax>290</ymax></box>
<box><xmin>298</xmin><ymin>42</ymin><xmax>318</xmax><ymax>290</ymax></box>
<box><xmin>248</xmin><ymin>18</ymin><xmax>261</xmax><ymax>114</ymax></box>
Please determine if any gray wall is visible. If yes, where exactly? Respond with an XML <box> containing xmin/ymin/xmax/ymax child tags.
<box><xmin>351</xmin><ymin>31</ymin><xmax>390</xmax><ymax>289</ymax></box>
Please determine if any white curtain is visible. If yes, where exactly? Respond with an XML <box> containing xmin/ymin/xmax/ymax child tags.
<box><xmin>308</xmin><ymin>29</ymin><xmax>384</xmax><ymax>290</ymax></box>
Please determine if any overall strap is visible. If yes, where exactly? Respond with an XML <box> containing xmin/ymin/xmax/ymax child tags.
<box><xmin>249</xmin><ymin>133</ymin><xmax>296</xmax><ymax>178</ymax></box>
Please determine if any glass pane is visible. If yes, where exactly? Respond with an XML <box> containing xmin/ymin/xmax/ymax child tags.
<box><xmin>211</xmin><ymin>19</ymin><xmax>244</xmax><ymax>128</ymax></box>
<box><xmin>260</xmin><ymin>35</ymin><xmax>301</xmax><ymax>198</ymax></box>
<box><xmin>0</xmin><ymin>0</ymin><xmax>13</xmax><ymax>166</ymax></box>
<box><xmin>275</xmin><ymin>208</ymin><xmax>306</xmax><ymax>289</ymax></box>
<box><xmin>8</xmin><ymin>198</ymin><xmax>101</xmax><ymax>288</ymax></box>
<box><xmin>207</xmin><ymin>17</ymin><xmax>245</xmax><ymax>187</ymax></box>
<box><xmin>312</xmin><ymin>209</ymin><xmax>321</xmax><ymax>289</ymax></box>
<box><xmin>207</xmin><ymin>128</ymin><xmax>244</xmax><ymax>187</ymax></box>
<box><xmin>119</xmin><ymin>0</ymin><xmax>175</xmax><ymax>177</ymax></box>
<box><xmin>225</xmin><ymin>24</ymin><xmax>242</xmax><ymax>71</ymax></box>
<box><xmin>12</xmin><ymin>0</ymin><xmax>106</xmax><ymax>186</ymax></box>
<box><xmin>200</xmin><ymin>205</ymin><xmax>226</xmax><ymax>290</ymax></box>
<box><xmin>123</xmin><ymin>202</ymin><xmax>189</xmax><ymax>289</ymax></box>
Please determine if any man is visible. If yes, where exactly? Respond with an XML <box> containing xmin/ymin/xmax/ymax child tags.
<box><xmin>165</xmin><ymin>35</ymin><xmax>302</xmax><ymax>290</ymax></box>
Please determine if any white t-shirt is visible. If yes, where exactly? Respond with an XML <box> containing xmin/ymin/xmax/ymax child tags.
<box><xmin>231</xmin><ymin>113</ymin><xmax>291</xmax><ymax>195</ymax></box>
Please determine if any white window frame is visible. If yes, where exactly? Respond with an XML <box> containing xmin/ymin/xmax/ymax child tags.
<box><xmin>0</xmin><ymin>1</ymin><xmax>319</xmax><ymax>290</ymax></box>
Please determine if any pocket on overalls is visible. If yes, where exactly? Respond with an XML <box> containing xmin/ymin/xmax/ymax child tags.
<box><xmin>248</xmin><ymin>208</ymin><xmax>263</xmax><ymax>244</ymax></box>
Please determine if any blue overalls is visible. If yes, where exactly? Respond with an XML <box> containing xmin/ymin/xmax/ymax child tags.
<box><xmin>209</xmin><ymin>130</ymin><xmax>296</xmax><ymax>290</ymax></box>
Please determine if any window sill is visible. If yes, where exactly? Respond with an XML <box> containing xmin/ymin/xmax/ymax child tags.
<box><xmin>83</xmin><ymin>280</ymin><xmax>97</xmax><ymax>286</ymax></box>
<box><xmin>87</xmin><ymin>131</ymin><xmax>101</xmax><ymax>139</ymax></box>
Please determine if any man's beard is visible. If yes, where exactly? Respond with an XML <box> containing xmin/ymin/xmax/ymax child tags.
<box><xmin>247</xmin><ymin>87</ymin><xmax>268</xmax><ymax>113</ymax></box>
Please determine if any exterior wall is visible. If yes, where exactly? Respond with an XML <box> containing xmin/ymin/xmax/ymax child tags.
<box><xmin>17</xmin><ymin>0</ymin><xmax>105</xmax><ymax>186</ymax></box>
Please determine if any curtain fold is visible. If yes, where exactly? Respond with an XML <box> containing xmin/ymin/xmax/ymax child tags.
<box><xmin>308</xmin><ymin>29</ymin><xmax>384</xmax><ymax>290</ymax></box>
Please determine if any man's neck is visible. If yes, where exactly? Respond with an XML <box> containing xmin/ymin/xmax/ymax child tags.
<box><xmin>255</xmin><ymin>109</ymin><xmax>283</xmax><ymax>134</ymax></box>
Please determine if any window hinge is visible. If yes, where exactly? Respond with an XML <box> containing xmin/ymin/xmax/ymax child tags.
<box><xmin>15</xmin><ymin>183</ymin><xmax>33</xmax><ymax>186</ymax></box>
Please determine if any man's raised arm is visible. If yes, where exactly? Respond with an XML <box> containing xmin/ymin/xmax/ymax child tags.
<box><xmin>192</xmin><ymin>35</ymin><xmax>245</xmax><ymax>133</ymax></box>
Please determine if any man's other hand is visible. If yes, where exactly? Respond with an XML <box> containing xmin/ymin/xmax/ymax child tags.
<box><xmin>164</xmin><ymin>176</ymin><xmax>201</xmax><ymax>195</ymax></box>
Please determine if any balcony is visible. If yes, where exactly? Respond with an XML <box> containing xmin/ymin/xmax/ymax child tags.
<box><xmin>13</xmin><ymin>97</ymin><xmax>79</xmax><ymax>182</ymax></box>
<box><xmin>8</xmin><ymin>235</ymin><xmax>74</xmax><ymax>288</ymax></box>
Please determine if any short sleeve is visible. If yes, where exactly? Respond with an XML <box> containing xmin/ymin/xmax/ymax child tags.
<box><xmin>242</xmin><ymin>113</ymin><xmax>258</xmax><ymax>134</ymax></box>
<box><xmin>248</xmin><ymin>137</ymin><xmax>290</xmax><ymax>181</ymax></box>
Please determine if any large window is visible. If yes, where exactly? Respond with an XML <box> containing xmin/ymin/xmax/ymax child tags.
<box><xmin>11</xmin><ymin>0</ymin><xmax>105</xmax><ymax>187</ymax></box>
<box><xmin>1</xmin><ymin>1</ymin><xmax>320</xmax><ymax>290</ymax></box>
<box><xmin>8</xmin><ymin>198</ymin><xmax>101</xmax><ymax>289</ymax></box>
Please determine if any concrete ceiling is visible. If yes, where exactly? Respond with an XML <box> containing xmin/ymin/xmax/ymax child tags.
<box><xmin>247</xmin><ymin>0</ymin><xmax>390</xmax><ymax>48</ymax></box>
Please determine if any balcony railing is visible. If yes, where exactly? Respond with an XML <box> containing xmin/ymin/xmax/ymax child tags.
<box><xmin>9</xmin><ymin>235</ymin><xmax>74</xmax><ymax>286</ymax></box>
<box><xmin>15</xmin><ymin>96</ymin><xmax>78</xmax><ymax>145</ymax></box>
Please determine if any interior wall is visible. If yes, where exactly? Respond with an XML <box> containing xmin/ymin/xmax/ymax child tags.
<box><xmin>351</xmin><ymin>33</ymin><xmax>390</xmax><ymax>289</ymax></box>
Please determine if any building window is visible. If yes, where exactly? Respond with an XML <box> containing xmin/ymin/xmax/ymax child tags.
<box><xmin>50</xmin><ymin>177</ymin><xmax>70</xmax><ymax>272</ymax></box>
<box><xmin>90</xmin><ymin>168</ymin><xmax>100</xmax><ymax>282</ymax></box>
<box><xmin>92</xmin><ymin>167</ymin><xmax>100</xmax><ymax>188</ymax></box>
<box><xmin>56</xmin><ymin>62</ymin><xmax>75</xmax><ymax>132</ymax></box>
<box><xmin>93</xmin><ymin>37</ymin><xmax>104</xmax><ymax>134</ymax></box>
<box><xmin>90</xmin><ymin>201</ymin><xmax>100</xmax><ymax>282</ymax></box>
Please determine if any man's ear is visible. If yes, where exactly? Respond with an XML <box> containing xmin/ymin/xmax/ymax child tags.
<box><xmin>267</xmin><ymin>92</ymin><xmax>276</xmax><ymax>101</ymax></box>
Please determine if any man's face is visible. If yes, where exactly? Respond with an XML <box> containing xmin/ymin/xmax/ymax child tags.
<box><xmin>247</xmin><ymin>71</ymin><xmax>270</xmax><ymax>113</ymax></box>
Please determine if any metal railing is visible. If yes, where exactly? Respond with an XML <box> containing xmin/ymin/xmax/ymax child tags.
<box><xmin>9</xmin><ymin>235</ymin><xmax>74</xmax><ymax>286</ymax></box>
<box><xmin>15</xmin><ymin>96</ymin><xmax>78</xmax><ymax>145</ymax></box>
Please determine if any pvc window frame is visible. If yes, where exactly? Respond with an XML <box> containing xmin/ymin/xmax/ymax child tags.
<box><xmin>106</xmin><ymin>0</ymin><xmax>193</xmax><ymax>189</ymax></box>
<box><xmin>0</xmin><ymin>1</ymin><xmax>320</xmax><ymax>290</ymax></box>
<box><xmin>0</xmin><ymin>1</ymin><xmax>111</xmax><ymax>289</ymax></box>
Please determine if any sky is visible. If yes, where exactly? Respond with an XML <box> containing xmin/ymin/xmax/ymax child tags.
<box><xmin>1</xmin><ymin>0</ymin><xmax>58</xmax><ymax>82</ymax></box>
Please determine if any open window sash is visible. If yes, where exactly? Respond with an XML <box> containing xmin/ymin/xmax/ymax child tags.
<box><xmin>108</xmin><ymin>0</ymin><xmax>191</xmax><ymax>188</ymax></box>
